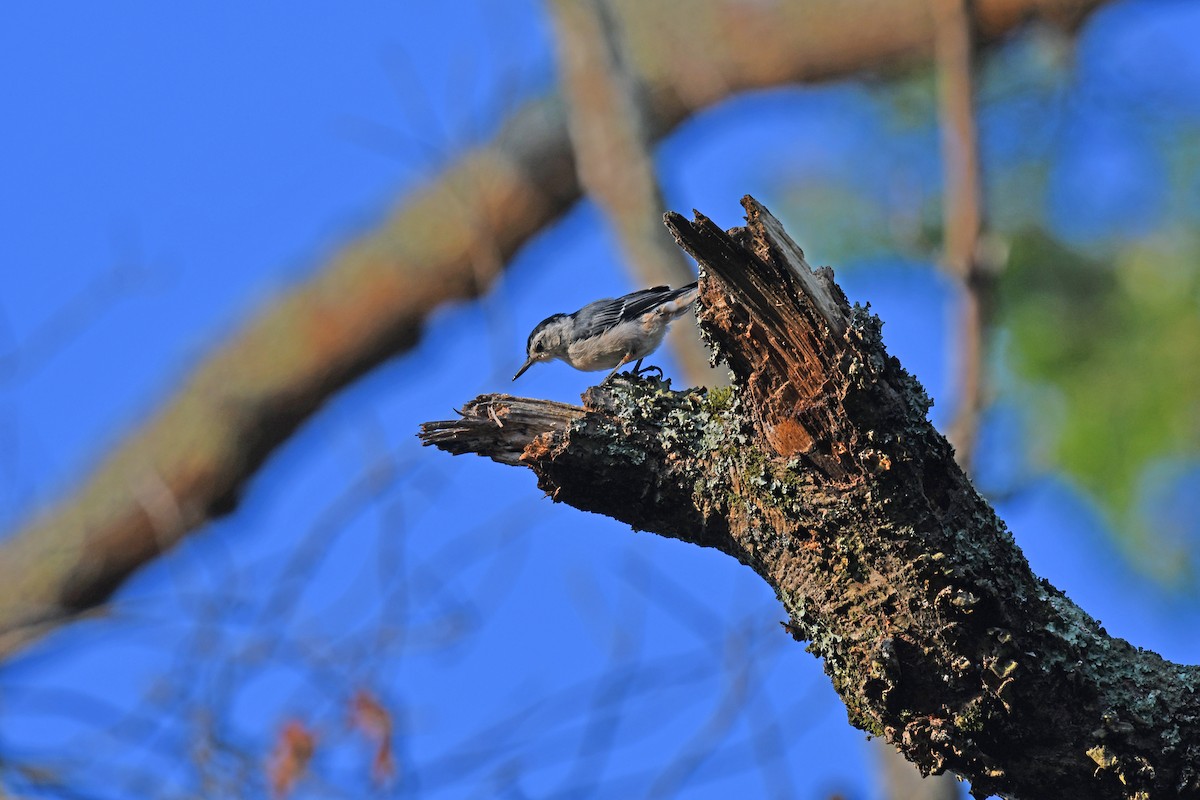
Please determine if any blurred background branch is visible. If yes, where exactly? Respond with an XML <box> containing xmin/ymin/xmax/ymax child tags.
<box><xmin>549</xmin><ymin>0</ymin><xmax>718</xmax><ymax>385</ymax></box>
<box><xmin>934</xmin><ymin>0</ymin><xmax>991</xmax><ymax>470</ymax></box>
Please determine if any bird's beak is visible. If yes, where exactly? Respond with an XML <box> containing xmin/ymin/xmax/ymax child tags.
<box><xmin>512</xmin><ymin>357</ymin><xmax>536</xmax><ymax>381</ymax></box>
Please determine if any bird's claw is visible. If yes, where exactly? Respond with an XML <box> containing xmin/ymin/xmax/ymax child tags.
<box><xmin>631</xmin><ymin>364</ymin><xmax>664</xmax><ymax>380</ymax></box>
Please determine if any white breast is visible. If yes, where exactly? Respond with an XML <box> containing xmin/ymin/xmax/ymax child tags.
<box><xmin>563</xmin><ymin>315</ymin><xmax>670</xmax><ymax>371</ymax></box>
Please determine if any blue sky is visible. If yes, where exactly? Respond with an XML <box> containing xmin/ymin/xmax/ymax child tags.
<box><xmin>2</xmin><ymin>1</ymin><xmax>1200</xmax><ymax>798</ymax></box>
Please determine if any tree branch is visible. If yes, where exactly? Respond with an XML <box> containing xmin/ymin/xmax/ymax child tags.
<box><xmin>421</xmin><ymin>197</ymin><xmax>1200</xmax><ymax>799</ymax></box>
<box><xmin>0</xmin><ymin>0</ymin><xmax>1113</xmax><ymax>661</ymax></box>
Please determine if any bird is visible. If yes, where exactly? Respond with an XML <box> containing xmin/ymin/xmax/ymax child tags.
<box><xmin>512</xmin><ymin>282</ymin><xmax>699</xmax><ymax>384</ymax></box>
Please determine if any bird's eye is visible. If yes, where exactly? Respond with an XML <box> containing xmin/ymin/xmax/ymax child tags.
<box><xmin>534</xmin><ymin>342</ymin><xmax>544</xmax><ymax>353</ymax></box>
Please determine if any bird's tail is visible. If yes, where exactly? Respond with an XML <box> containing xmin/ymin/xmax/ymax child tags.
<box><xmin>660</xmin><ymin>282</ymin><xmax>699</xmax><ymax>318</ymax></box>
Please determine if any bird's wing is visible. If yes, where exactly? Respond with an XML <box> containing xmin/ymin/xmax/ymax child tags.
<box><xmin>574</xmin><ymin>284</ymin><xmax>696</xmax><ymax>339</ymax></box>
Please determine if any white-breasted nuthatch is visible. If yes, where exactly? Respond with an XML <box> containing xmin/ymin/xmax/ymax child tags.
<box><xmin>513</xmin><ymin>282</ymin><xmax>699</xmax><ymax>384</ymax></box>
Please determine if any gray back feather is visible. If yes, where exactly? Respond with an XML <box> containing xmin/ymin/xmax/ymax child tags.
<box><xmin>573</xmin><ymin>283</ymin><xmax>697</xmax><ymax>339</ymax></box>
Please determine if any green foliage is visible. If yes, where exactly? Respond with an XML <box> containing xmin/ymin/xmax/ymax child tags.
<box><xmin>998</xmin><ymin>229</ymin><xmax>1200</xmax><ymax>560</ymax></box>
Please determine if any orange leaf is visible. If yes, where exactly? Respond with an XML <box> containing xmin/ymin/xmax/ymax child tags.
<box><xmin>349</xmin><ymin>689</ymin><xmax>397</xmax><ymax>786</ymax></box>
<box><xmin>268</xmin><ymin>720</ymin><xmax>316</xmax><ymax>799</ymax></box>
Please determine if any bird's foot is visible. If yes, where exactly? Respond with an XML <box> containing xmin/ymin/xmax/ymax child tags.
<box><xmin>631</xmin><ymin>363</ymin><xmax>664</xmax><ymax>380</ymax></box>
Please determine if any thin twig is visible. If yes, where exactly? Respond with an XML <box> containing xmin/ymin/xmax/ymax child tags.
<box><xmin>932</xmin><ymin>0</ymin><xmax>989</xmax><ymax>471</ymax></box>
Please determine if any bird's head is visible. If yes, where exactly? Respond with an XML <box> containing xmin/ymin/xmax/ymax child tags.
<box><xmin>513</xmin><ymin>313</ymin><xmax>570</xmax><ymax>381</ymax></box>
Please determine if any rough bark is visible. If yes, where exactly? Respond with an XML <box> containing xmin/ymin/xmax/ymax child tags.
<box><xmin>0</xmin><ymin>0</ymin><xmax>1112</xmax><ymax>660</ymax></box>
<box><xmin>421</xmin><ymin>198</ymin><xmax>1200</xmax><ymax>799</ymax></box>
